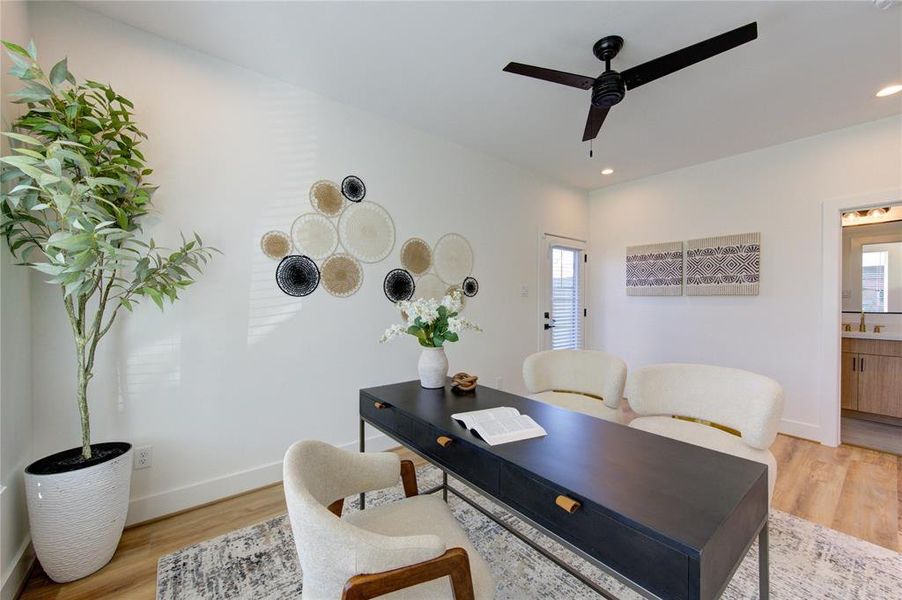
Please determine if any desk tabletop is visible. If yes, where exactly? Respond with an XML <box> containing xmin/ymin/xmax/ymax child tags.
<box><xmin>361</xmin><ymin>380</ymin><xmax>768</xmax><ymax>555</ymax></box>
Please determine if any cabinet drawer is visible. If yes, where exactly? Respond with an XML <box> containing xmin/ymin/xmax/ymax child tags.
<box><xmin>499</xmin><ymin>464</ymin><xmax>688</xmax><ymax>599</ymax></box>
<box><xmin>398</xmin><ymin>415</ymin><xmax>500</xmax><ymax>494</ymax></box>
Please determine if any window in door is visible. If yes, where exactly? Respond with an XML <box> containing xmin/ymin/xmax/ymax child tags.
<box><xmin>549</xmin><ymin>245</ymin><xmax>583</xmax><ymax>350</ymax></box>
<box><xmin>862</xmin><ymin>250</ymin><xmax>889</xmax><ymax>312</ymax></box>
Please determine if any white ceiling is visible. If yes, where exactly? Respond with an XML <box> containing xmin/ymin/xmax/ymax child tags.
<box><xmin>79</xmin><ymin>1</ymin><xmax>902</xmax><ymax>190</ymax></box>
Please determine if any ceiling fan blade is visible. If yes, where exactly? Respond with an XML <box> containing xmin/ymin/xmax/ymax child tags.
<box><xmin>582</xmin><ymin>105</ymin><xmax>610</xmax><ymax>142</ymax></box>
<box><xmin>621</xmin><ymin>22</ymin><xmax>757</xmax><ymax>90</ymax></box>
<box><xmin>503</xmin><ymin>62</ymin><xmax>595</xmax><ymax>90</ymax></box>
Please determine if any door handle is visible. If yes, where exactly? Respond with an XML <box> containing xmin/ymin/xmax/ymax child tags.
<box><xmin>861</xmin><ymin>357</ymin><xmax>865</xmax><ymax>372</ymax></box>
<box><xmin>544</xmin><ymin>323</ymin><xmax>555</xmax><ymax>330</ymax></box>
<box><xmin>852</xmin><ymin>357</ymin><xmax>856</xmax><ymax>372</ymax></box>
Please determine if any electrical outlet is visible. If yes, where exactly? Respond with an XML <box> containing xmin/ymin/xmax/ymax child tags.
<box><xmin>520</xmin><ymin>285</ymin><xmax>529</xmax><ymax>298</ymax></box>
<box><xmin>134</xmin><ymin>445</ymin><xmax>153</xmax><ymax>470</ymax></box>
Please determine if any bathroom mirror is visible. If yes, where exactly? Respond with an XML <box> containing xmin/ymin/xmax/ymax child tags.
<box><xmin>842</xmin><ymin>219</ymin><xmax>902</xmax><ymax>314</ymax></box>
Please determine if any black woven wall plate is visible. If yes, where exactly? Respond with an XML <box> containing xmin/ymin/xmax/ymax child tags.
<box><xmin>276</xmin><ymin>255</ymin><xmax>320</xmax><ymax>297</ymax></box>
<box><xmin>384</xmin><ymin>269</ymin><xmax>415</xmax><ymax>302</ymax></box>
<box><xmin>341</xmin><ymin>175</ymin><xmax>366</xmax><ymax>202</ymax></box>
<box><xmin>462</xmin><ymin>276</ymin><xmax>479</xmax><ymax>297</ymax></box>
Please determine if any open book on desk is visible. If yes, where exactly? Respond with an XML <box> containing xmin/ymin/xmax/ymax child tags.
<box><xmin>451</xmin><ymin>407</ymin><xmax>547</xmax><ymax>446</ymax></box>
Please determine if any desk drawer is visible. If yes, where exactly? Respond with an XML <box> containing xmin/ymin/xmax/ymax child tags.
<box><xmin>398</xmin><ymin>415</ymin><xmax>500</xmax><ymax>494</ymax></box>
<box><xmin>360</xmin><ymin>397</ymin><xmax>397</xmax><ymax>432</ymax></box>
<box><xmin>499</xmin><ymin>464</ymin><xmax>688</xmax><ymax>599</ymax></box>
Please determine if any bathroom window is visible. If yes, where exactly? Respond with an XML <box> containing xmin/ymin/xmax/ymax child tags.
<box><xmin>862</xmin><ymin>250</ymin><xmax>888</xmax><ymax>312</ymax></box>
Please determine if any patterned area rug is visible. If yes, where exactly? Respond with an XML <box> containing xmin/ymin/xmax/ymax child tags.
<box><xmin>157</xmin><ymin>466</ymin><xmax>902</xmax><ymax>599</ymax></box>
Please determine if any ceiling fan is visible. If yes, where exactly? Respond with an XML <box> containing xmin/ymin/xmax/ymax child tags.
<box><xmin>503</xmin><ymin>22</ymin><xmax>758</xmax><ymax>144</ymax></box>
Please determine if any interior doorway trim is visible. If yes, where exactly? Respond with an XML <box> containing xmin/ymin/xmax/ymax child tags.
<box><xmin>820</xmin><ymin>187</ymin><xmax>901</xmax><ymax>447</ymax></box>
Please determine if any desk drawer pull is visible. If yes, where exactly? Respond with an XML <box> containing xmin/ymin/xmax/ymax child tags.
<box><xmin>436</xmin><ymin>436</ymin><xmax>453</xmax><ymax>448</ymax></box>
<box><xmin>374</xmin><ymin>402</ymin><xmax>387</xmax><ymax>409</ymax></box>
<box><xmin>555</xmin><ymin>495</ymin><xmax>581</xmax><ymax>514</ymax></box>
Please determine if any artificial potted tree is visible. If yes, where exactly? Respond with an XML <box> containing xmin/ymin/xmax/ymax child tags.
<box><xmin>0</xmin><ymin>41</ymin><xmax>217</xmax><ymax>582</ymax></box>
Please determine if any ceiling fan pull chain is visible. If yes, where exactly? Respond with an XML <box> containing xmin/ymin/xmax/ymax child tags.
<box><xmin>589</xmin><ymin>139</ymin><xmax>593</xmax><ymax>158</ymax></box>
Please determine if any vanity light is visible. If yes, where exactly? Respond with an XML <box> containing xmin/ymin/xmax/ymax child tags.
<box><xmin>876</xmin><ymin>84</ymin><xmax>902</xmax><ymax>97</ymax></box>
<box><xmin>867</xmin><ymin>207</ymin><xmax>888</xmax><ymax>217</ymax></box>
<box><xmin>601</xmin><ymin>168</ymin><xmax>614</xmax><ymax>175</ymax></box>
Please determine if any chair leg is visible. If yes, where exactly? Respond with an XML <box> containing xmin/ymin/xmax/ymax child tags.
<box><xmin>341</xmin><ymin>547</ymin><xmax>475</xmax><ymax>600</ymax></box>
<box><xmin>400</xmin><ymin>459</ymin><xmax>419</xmax><ymax>497</ymax></box>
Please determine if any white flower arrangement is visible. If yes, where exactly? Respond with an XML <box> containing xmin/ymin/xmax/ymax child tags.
<box><xmin>380</xmin><ymin>290</ymin><xmax>481</xmax><ymax>347</ymax></box>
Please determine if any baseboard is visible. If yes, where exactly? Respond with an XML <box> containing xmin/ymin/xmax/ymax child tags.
<box><xmin>125</xmin><ymin>431</ymin><xmax>395</xmax><ymax>525</ymax></box>
<box><xmin>779</xmin><ymin>418</ymin><xmax>821</xmax><ymax>443</ymax></box>
<box><xmin>0</xmin><ymin>538</ymin><xmax>34</xmax><ymax>600</ymax></box>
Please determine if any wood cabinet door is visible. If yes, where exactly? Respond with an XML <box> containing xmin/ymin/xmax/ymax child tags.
<box><xmin>841</xmin><ymin>352</ymin><xmax>859</xmax><ymax>410</ymax></box>
<box><xmin>858</xmin><ymin>354</ymin><xmax>902</xmax><ymax>418</ymax></box>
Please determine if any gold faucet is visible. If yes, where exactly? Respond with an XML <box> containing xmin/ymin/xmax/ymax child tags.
<box><xmin>859</xmin><ymin>312</ymin><xmax>867</xmax><ymax>332</ymax></box>
<box><xmin>874</xmin><ymin>325</ymin><xmax>883</xmax><ymax>333</ymax></box>
<box><xmin>843</xmin><ymin>323</ymin><xmax>852</xmax><ymax>332</ymax></box>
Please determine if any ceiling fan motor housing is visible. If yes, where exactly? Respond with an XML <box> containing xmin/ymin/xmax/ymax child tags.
<box><xmin>592</xmin><ymin>71</ymin><xmax>625</xmax><ymax>108</ymax></box>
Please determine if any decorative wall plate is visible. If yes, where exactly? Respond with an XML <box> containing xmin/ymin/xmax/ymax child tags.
<box><xmin>433</xmin><ymin>233</ymin><xmax>474</xmax><ymax>284</ymax></box>
<box><xmin>383</xmin><ymin>269</ymin><xmax>415</xmax><ymax>302</ymax></box>
<box><xmin>338</xmin><ymin>201</ymin><xmax>395</xmax><ymax>263</ymax></box>
<box><xmin>260</xmin><ymin>230</ymin><xmax>291</xmax><ymax>260</ymax></box>
<box><xmin>341</xmin><ymin>175</ymin><xmax>366</xmax><ymax>202</ymax></box>
<box><xmin>400</xmin><ymin>238</ymin><xmax>432</xmax><ymax>276</ymax></box>
<box><xmin>309</xmin><ymin>180</ymin><xmax>345</xmax><ymax>217</ymax></box>
<box><xmin>414</xmin><ymin>273</ymin><xmax>447</xmax><ymax>301</ymax></box>
<box><xmin>321</xmin><ymin>253</ymin><xmax>363</xmax><ymax>297</ymax></box>
<box><xmin>275</xmin><ymin>255</ymin><xmax>320</xmax><ymax>297</ymax></box>
<box><xmin>446</xmin><ymin>285</ymin><xmax>466</xmax><ymax>309</ymax></box>
<box><xmin>290</xmin><ymin>213</ymin><xmax>338</xmax><ymax>260</ymax></box>
<box><xmin>462</xmin><ymin>276</ymin><xmax>479</xmax><ymax>297</ymax></box>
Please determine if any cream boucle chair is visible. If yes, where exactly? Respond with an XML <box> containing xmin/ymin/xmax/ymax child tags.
<box><xmin>626</xmin><ymin>363</ymin><xmax>784</xmax><ymax>502</ymax></box>
<box><xmin>522</xmin><ymin>350</ymin><xmax>628</xmax><ymax>423</ymax></box>
<box><xmin>283</xmin><ymin>440</ymin><xmax>495</xmax><ymax>600</ymax></box>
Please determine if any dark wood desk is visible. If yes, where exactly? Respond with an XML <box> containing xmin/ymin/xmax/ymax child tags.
<box><xmin>359</xmin><ymin>381</ymin><xmax>769</xmax><ymax>600</ymax></box>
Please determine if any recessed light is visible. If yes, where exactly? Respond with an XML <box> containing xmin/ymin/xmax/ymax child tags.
<box><xmin>601</xmin><ymin>168</ymin><xmax>614</xmax><ymax>175</ymax></box>
<box><xmin>876</xmin><ymin>84</ymin><xmax>902</xmax><ymax>97</ymax></box>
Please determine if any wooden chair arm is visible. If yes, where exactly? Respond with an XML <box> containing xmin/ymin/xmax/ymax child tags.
<box><xmin>341</xmin><ymin>547</ymin><xmax>475</xmax><ymax>600</ymax></box>
<box><xmin>328</xmin><ymin>459</ymin><xmax>417</xmax><ymax>517</ymax></box>
<box><xmin>400</xmin><ymin>459</ymin><xmax>419</xmax><ymax>498</ymax></box>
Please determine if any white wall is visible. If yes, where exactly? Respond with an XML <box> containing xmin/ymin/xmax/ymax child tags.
<box><xmin>588</xmin><ymin>116</ymin><xmax>901</xmax><ymax>443</ymax></box>
<box><xmin>26</xmin><ymin>2</ymin><xmax>588</xmax><ymax>524</ymax></box>
<box><xmin>0</xmin><ymin>3</ymin><xmax>36</xmax><ymax>596</ymax></box>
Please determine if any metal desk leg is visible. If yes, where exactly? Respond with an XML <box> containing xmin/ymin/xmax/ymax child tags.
<box><xmin>442</xmin><ymin>472</ymin><xmax>448</xmax><ymax>502</ymax></box>
<box><xmin>359</xmin><ymin>419</ymin><xmax>365</xmax><ymax>510</ymax></box>
<box><xmin>758</xmin><ymin>521</ymin><xmax>769</xmax><ymax>600</ymax></box>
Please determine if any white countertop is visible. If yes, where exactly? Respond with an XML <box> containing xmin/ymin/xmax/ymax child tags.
<box><xmin>842</xmin><ymin>330</ymin><xmax>902</xmax><ymax>341</ymax></box>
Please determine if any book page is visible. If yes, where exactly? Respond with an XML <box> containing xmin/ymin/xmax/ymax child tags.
<box><xmin>471</xmin><ymin>415</ymin><xmax>547</xmax><ymax>446</ymax></box>
<box><xmin>451</xmin><ymin>406</ymin><xmax>520</xmax><ymax>430</ymax></box>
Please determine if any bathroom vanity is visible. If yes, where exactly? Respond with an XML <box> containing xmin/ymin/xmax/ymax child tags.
<box><xmin>841</xmin><ymin>336</ymin><xmax>902</xmax><ymax>418</ymax></box>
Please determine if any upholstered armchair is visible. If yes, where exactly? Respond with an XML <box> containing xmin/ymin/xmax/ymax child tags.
<box><xmin>283</xmin><ymin>440</ymin><xmax>495</xmax><ymax>600</ymax></box>
<box><xmin>625</xmin><ymin>363</ymin><xmax>784</xmax><ymax>501</ymax></box>
<box><xmin>523</xmin><ymin>349</ymin><xmax>628</xmax><ymax>423</ymax></box>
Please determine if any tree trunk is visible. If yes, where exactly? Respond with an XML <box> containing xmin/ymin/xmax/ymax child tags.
<box><xmin>77</xmin><ymin>368</ymin><xmax>92</xmax><ymax>460</ymax></box>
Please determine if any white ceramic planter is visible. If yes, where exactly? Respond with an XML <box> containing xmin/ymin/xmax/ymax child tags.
<box><xmin>25</xmin><ymin>443</ymin><xmax>133</xmax><ymax>583</ymax></box>
<box><xmin>418</xmin><ymin>346</ymin><xmax>449</xmax><ymax>388</ymax></box>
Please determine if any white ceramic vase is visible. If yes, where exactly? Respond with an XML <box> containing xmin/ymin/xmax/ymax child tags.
<box><xmin>24</xmin><ymin>443</ymin><xmax>133</xmax><ymax>582</ymax></box>
<box><xmin>418</xmin><ymin>346</ymin><xmax>449</xmax><ymax>388</ymax></box>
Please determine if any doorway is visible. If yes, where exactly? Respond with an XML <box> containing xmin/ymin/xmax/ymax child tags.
<box><xmin>539</xmin><ymin>234</ymin><xmax>586</xmax><ymax>351</ymax></box>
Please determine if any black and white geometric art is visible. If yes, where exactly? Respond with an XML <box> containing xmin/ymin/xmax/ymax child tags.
<box><xmin>275</xmin><ymin>255</ymin><xmax>320</xmax><ymax>297</ymax></box>
<box><xmin>383</xmin><ymin>269</ymin><xmax>415</xmax><ymax>302</ymax></box>
<box><xmin>626</xmin><ymin>241</ymin><xmax>683</xmax><ymax>296</ymax></box>
<box><xmin>686</xmin><ymin>232</ymin><xmax>760</xmax><ymax>296</ymax></box>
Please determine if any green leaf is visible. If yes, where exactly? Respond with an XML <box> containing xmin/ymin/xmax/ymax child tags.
<box><xmin>49</xmin><ymin>57</ymin><xmax>68</xmax><ymax>86</ymax></box>
<box><xmin>2</xmin><ymin>41</ymin><xmax>30</xmax><ymax>58</ymax></box>
<box><xmin>26</xmin><ymin>40</ymin><xmax>37</xmax><ymax>60</ymax></box>
<box><xmin>1</xmin><ymin>132</ymin><xmax>43</xmax><ymax>146</ymax></box>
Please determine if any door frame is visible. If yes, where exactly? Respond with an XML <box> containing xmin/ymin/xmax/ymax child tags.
<box><xmin>537</xmin><ymin>233</ymin><xmax>587</xmax><ymax>352</ymax></box>
<box><xmin>820</xmin><ymin>187</ymin><xmax>901</xmax><ymax>447</ymax></box>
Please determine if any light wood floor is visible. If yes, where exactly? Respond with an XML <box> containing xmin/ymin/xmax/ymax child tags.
<box><xmin>19</xmin><ymin>435</ymin><xmax>901</xmax><ymax>599</ymax></box>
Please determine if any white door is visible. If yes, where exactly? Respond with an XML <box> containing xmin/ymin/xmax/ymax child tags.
<box><xmin>539</xmin><ymin>234</ymin><xmax>586</xmax><ymax>351</ymax></box>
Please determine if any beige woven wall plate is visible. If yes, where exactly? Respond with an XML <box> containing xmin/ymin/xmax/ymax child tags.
<box><xmin>433</xmin><ymin>233</ymin><xmax>474</xmax><ymax>284</ymax></box>
<box><xmin>309</xmin><ymin>180</ymin><xmax>345</xmax><ymax>217</ymax></box>
<box><xmin>400</xmin><ymin>238</ymin><xmax>432</xmax><ymax>275</ymax></box>
<box><xmin>414</xmin><ymin>273</ymin><xmax>447</xmax><ymax>301</ymax></box>
<box><xmin>290</xmin><ymin>213</ymin><xmax>338</xmax><ymax>260</ymax></box>
<box><xmin>321</xmin><ymin>253</ymin><xmax>363</xmax><ymax>297</ymax></box>
<box><xmin>260</xmin><ymin>230</ymin><xmax>292</xmax><ymax>260</ymax></box>
<box><xmin>338</xmin><ymin>201</ymin><xmax>395</xmax><ymax>263</ymax></box>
